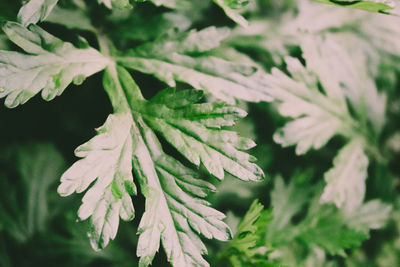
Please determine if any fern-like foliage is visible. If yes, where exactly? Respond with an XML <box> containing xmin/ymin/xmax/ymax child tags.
<box><xmin>261</xmin><ymin>33</ymin><xmax>385</xmax><ymax>212</ymax></box>
<box><xmin>0</xmin><ymin>1</ymin><xmax>266</xmax><ymax>266</ymax></box>
<box><xmin>269</xmin><ymin>176</ymin><xmax>391</xmax><ymax>261</ymax></box>
<box><xmin>18</xmin><ymin>0</ymin><xmax>59</xmax><ymax>26</ymax></box>
<box><xmin>118</xmin><ymin>26</ymin><xmax>272</xmax><ymax>104</ymax></box>
<box><xmin>0</xmin><ymin>22</ymin><xmax>109</xmax><ymax>107</ymax></box>
<box><xmin>57</xmin><ymin>60</ymin><xmax>262</xmax><ymax>265</ymax></box>
<box><xmin>219</xmin><ymin>200</ymin><xmax>277</xmax><ymax>267</ymax></box>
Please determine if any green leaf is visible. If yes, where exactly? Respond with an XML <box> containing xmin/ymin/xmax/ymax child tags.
<box><xmin>221</xmin><ymin>200</ymin><xmax>276</xmax><ymax>267</ymax></box>
<box><xmin>0</xmin><ymin>22</ymin><xmax>109</xmax><ymax>108</ymax></box>
<box><xmin>18</xmin><ymin>0</ymin><xmax>59</xmax><ymax>26</ymax></box>
<box><xmin>118</xmin><ymin>27</ymin><xmax>272</xmax><ymax>104</ymax></box>
<box><xmin>266</xmin><ymin>177</ymin><xmax>368</xmax><ymax>257</ymax></box>
<box><xmin>213</xmin><ymin>0</ymin><xmax>249</xmax><ymax>27</ymax></box>
<box><xmin>298</xmin><ymin>212</ymin><xmax>368</xmax><ymax>256</ymax></box>
<box><xmin>111</xmin><ymin>12</ymin><xmax>191</xmax><ymax>42</ymax></box>
<box><xmin>58</xmin><ymin>112</ymin><xmax>136</xmax><ymax>251</ymax></box>
<box><xmin>312</xmin><ymin>0</ymin><xmax>395</xmax><ymax>13</ymax></box>
<box><xmin>320</xmin><ymin>140</ymin><xmax>368</xmax><ymax>212</ymax></box>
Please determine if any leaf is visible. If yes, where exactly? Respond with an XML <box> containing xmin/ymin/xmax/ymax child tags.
<box><xmin>45</xmin><ymin>6</ymin><xmax>96</xmax><ymax>32</ymax></box>
<box><xmin>0</xmin><ymin>22</ymin><xmax>110</xmax><ymax>108</ymax></box>
<box><xmin>18</xmin><ymin>0</ymin><xmax>59</xmax><ymax>26</ymax></box>
<box><xmin>106</xmin><ymin>65</ymin><xmax>232</xmax><ymax>266</ymax></box>
<box><xmin>59</xmin><ymin>64</ymin><xmax>260</xmax><ymax>265</ymax></box>
<box><xmin>312</xmin><ymin>0</ymin><xmax>395</xmax><ymax>13</ymax></box>
<box><xmin>220</xmin><ymin>200</ymin><xmax>276</xmax><ymax>267</ymax></box>
<box><xmin>0</xmin><ymin>143</ymin><xmax>65</xmax><ymax>242</ymax></box>
<box><xmin>58</xmin><ymin>112</ymin><xmax>136</xmax><ymax>251</ymax></box>
<box><xmin>344</xmin><ymin>200</ymin><xmax>392</xmax><ymax>233</ymax></box>
<box><xmin>135</xmin><ymin>125</ymin><xmax>231</xmax><ymax>267</ymax></box>
<box><xmin>139</xmin><ymin>88</ymin><xmax>264</xmax><ymax>181</ymax></box>
<box><xmin>265</xmin><ymin>34</ymin><xmax>384</xmax><ymax>211</ymax></box>
<box><xmin>98</xmin><ymin>0</ymin><xmax>133</xmax><ymax>9</ymax></box>
<box><xmin>111</xmin><ymin>12</ymin><xmax>191</xmax><ymax>42</ymax></box>
<box><xmin>269</xmin><ymin>176</ymin><xmax>309</xmax><ymax>231</ymax></box>
<box><xmin>213</xmin><ymin>0</ymin><xmax>249</xmax><ymax>27</ymax></box>
<box><xmin>320</xmin><ymin>140</ymin><xmax>369</xmax><ymax>212</ymax></box>
<box><xmin>265</xmin><ymin>176</ymin><xmax>368</xmax><ymax>257</ymax></box>
<box><xmin>269</xmin><ymin>55</ymin><xmax>347</xmax><ymax>155</ymax></box>
<box><xmin>300</xmin><ymin>34</ymin><xmax>386</xmax><ymax>135</ymax></box>
<box><xmin>298</xmin><ymin>213</ymin><xmax>368</xmax><ymax>256</ymax></box>
<box><xmin>118</xmin><ymin>27</ymin><xmax>272</xmax><ymax>104</ymax></box>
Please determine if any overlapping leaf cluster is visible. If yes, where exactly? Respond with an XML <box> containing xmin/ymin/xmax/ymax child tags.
<box><xmin>1</xmin><ymin>0</ymin><xmax>400</xmax><ymax>266</ymax></box>
<box><xmin>219</xmin><ymin>174</ymin><xmax>391</xmax><ymax>266</ymax></box>
<box><xmin>0</xmin><ymin>1</ymin><xmax>267</xmax><ymax>266</ymax></box>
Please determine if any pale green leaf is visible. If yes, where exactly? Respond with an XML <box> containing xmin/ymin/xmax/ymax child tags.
<box><xmin>119</xmin><ymin>27</ymin><xmax>272</xmax><ymax>104</ymax></box>
<box><xmin>117</xmin><ymin>66</ymin><xmax>264</xmax><ymax>181</ymax></box>
<box><xmin>344</xmin><ymin>200</ymin><xmax>392</xmax><ymax>232</ymax></box>
<box><xmin>135</xmin><ymin>123</ymin><xmax>231</xmax><ymax>267</ymax></box>
<box><xmin>269</xmin><ymin>56</ymin><xmax>346</xmax><ymax>155</ymax></box>
<box><xmin>320</xmin><ymin>140</ymin><xmax>369</xmax><ymax>212</ymax></box>
<box><xmin>18</xmin><ymin>0</ymin><xmax>59</xmax><ymax>26</ymax></box>
<box><xmin>58</xmin><ymin>112</ymin><xmax>136</xmax><ymax>251</ymax></box>
<box><xmin>0</xmin><ymin>22</ymin><xmax>110</xmax><ymax>108</ymax></box>
<box><xmin>301</xmin><ymin>34</ymin><xmax>386</xmax><ymax>135</ymax></box>
<box><xmin>58</xmin><ymin>63</ymin><xmax>252</xmax><ymax>265</ymax></box>
<box><xmin>101</xmin><ymin>66</ymin><xmax>232</xmax><ymax>267</ymax></box>
<box><xmin>269</xmin><ymin>176</ymin><xmax>309</xmax><ymax>230</ymax></box>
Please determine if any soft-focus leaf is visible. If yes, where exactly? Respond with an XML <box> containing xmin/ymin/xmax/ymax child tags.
<box><xmin>266</xmin><ymin>176</ymin><xmax>369</xmax><ymax>258</ymax></box>
<box><xmin>46</xmin><ymin>6</ymin><xmax>96</xmax><ymax>32</ymax></box>
<box><xmin>344</xmin><ymin>200</ymin><xmax>392</xmax><ymax>233</ymax></box>
<box><xmin>18</xmin><ymin>0</ymin><xmax>59</xmax><ymax>26</ymax></box>
<box><xmin>0</xmin><ymin>143</ymin><xmax>65</xmax><ymax>242</ymax></box>
<box><xmin>320</xmin><ymin>140</ymin><xmax>368</xmax><ymax>212</ymax></box>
